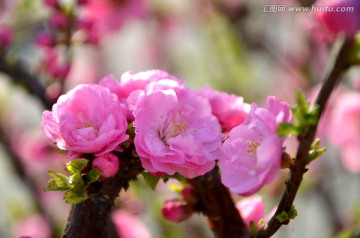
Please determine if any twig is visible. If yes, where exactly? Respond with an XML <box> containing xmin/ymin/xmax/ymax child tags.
<box><xmin>0</xmin><ymin>52</ymin><xmax>54</xmax><ymax>110</ymax></box>
<box><xmin>188</xmin><ymin>167</ymin><xmax>249</xmax><ymax>238</ymax></box>
<box><xmin>256</xmin><ymin>35</ymin><xmax>354</xmax><ymax>238</ymax></box>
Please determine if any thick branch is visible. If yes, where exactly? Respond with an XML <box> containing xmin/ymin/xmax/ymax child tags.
<box><xmin>63</xmin><ymin>150</ymin><xmax>143</xmax><ymax>238</ymax></box>
<box><xmin>256</xmin><ymin>36</ymin><xmax>354</xmax><ymax>238</ymax></box>
<box><xmin>188</xmin><ymin>167</ymin><xmax>249</xmax><ymax>238</ymax></box>
<box><xmin>0</xmin><ymin>52</ymin><xmax>54</xmax><ymax>110</ymax></box>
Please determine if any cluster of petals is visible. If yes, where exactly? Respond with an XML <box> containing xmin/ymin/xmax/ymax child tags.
<box><xmin>314</xmin><ymin>0</ymin><xmax>360</xmax><ymax>37</ymax></box>
<box><xmin>327</xmin><ymin>92</ymin><xmax>360</xmax><ymax>173</ymax></box>
<box><xmin>197</xmin><ymin>86</ymin><xmax>251</xmax><ymax>132</ymax></box>
<box><xmin>127</xmin><ymin>77</ymin><xmax>223</xmax><ymax>179</ymax></box>
<box><xmin>219</xmin><ymin>96</ymin><xmax>292</xmax><ymax>195</ymax></box>
<box><xmin>41</xmin><ymin>84</ymin><xmax>128</xmax><ymax>157</ymax></box>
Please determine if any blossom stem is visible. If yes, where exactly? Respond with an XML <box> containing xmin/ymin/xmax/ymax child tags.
<box><xmin>256</xmin><ymin>35</ymin><xmax>354</xmax><ymax>238</ymax></box>
<box><xmin>188</xmin><ymin>167</ymin><xmax>249</xmax><ymax>238</ymax></box>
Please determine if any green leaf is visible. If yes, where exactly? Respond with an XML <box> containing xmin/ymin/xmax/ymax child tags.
<box><xmin>84</xmin><ymin>168</ymin><xmax>101</xmax><ymax>186</ymax></box>
<box><xmin>288</xmin><ymin>205</ymin><xmax>298</xmax><ymax>219</ymax></box>
<box><xmin>68</xmin><ymin>173</ymin><xmax>84</xmax><ymax>188</ymax></box>
<box><xmin>64</xmin><ymin>189</ymin><xmax>88</xmax><ymax>204</ymax></box>
<box><xmin>141</xmin><ymin>172</ymin><xmax>160</xmax><ymax>190</ymax></box>
<box><xmin>44</xmin><ymin>171</ymin><xmax>69</xmax><ymax>191</ymax></box>
<box><xmin>277</xmin><ymin>123</ymin><xmax>300</xmax><ymax>137</ymax></box>
<box><xmin>66</xmin><ymin>159</ymin><xmax>89</xmax><ymax>174</ymax></box>
<box><xmin>276</xmin><ymin>211</ymin><xmax>289</xmax><ymax>223</ymax></box>
<box><xmin>276</xmin><ymin>205</ymin><xmax>297</xmax><ymax>223</ymax></box>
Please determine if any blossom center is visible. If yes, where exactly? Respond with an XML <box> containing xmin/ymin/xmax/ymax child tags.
<box><xmin>245</xmin><ymin>139</ymin><xmax>260</xmax><ymax>157</ymax></box>
<box><xmin>159</xmin><ymin>112</ymin><xmax>188</xmax><ymax>141</ymax></box>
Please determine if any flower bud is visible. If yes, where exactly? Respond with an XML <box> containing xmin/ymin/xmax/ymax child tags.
<box><xmin>161</xmin><ymin>199</ymin><xmax>192</xmax><ymax>223</ymax></box>
<box><xmin>92</xmin><ymin>153</ymin><xmax>120</xmax><ymax>178</ymax></box>
<box><xmin>35</xmin><ymin>32</ymin><xmax>56</xmax><ymax>48</ymax></box>
<box><xmin>43</xmin><ymin>0</ymin><xmax>58</xmax><ymax>8</ymax></box>
<box><xmin>0</xmin><ymin>26</ymin><xmax>12</xmax><ymax>48</ymax></box>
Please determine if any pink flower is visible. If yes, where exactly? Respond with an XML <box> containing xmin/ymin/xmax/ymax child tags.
<box><xmin>112</xmin><ymin>211</ymin><xmax>151</xmax><ymax>238</ymax></box>
<box><xmin>41</xmin><ymin>84</ymin><xmax>129</xmax><ymax>156</ymax></box>
<box><xmin>80</xmin><ymin>0</ymin><xmax>148</xmax><ymax>32</ymax></box>
<box><xmin>93</xmin><ymin>153</ymin><xmax>119</xmax><ymax>178</ymax></box>
<box><xmin>197</xmin><ymin>86</ymin><xmax>250</xmax><ymax>132</ymax></box>
<box><xmin>219</xmin><ymin>96</ymin><xmax>292</xmax><ymax>195</ymax></box>
<box><xmin>161</xmin><ymin>199</ymin><xmax>192</xmax><ymax>222</ymax></box>
<box><xmin>236</xmin><ymin>196</ymin><xmax>265</xmax><ymax>228</ymax></box>
<box><xmin>328</xmin><ymin>92</ymin><xmax>360</xmax><ymax>173</ymax></box>
<box><xmin>315</xmin><ymin>0</ymin><xmax>360</xmax><ymax>37</ymax></box>
<box><xmin>128</xmin><ymin>80</ymin><xmax>223</xmax><ymax>179</ymax></box>
<box><xmin>12</xmin><ymin>214</ymin><xmax>51</xmax><ymax>238</ymax></box>
<box><xmin>99</xmin><ymin>70</ymin><xmax>182</xmax><ymax>120</ymax></box>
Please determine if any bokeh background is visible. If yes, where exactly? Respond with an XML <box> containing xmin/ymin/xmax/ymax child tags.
<box><xmin>0</xmin><ymin>0</ymin><xmax>359</xmax><ymax>237</ymax></box>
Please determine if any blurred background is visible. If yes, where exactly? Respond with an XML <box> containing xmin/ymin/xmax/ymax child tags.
<box><xmin>0</xmin><ymin>0</ymin><xmax>359</xmax><ymax>237</ymax></box>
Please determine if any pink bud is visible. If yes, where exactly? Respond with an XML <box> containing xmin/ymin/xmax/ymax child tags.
<box><xmin>43</xmin><ymin>0</ymin><xmax>58</xmax><ymax>8</ymax></box>
<box><xmin>0</xmin><ymin>26</ymin><xmax>12</xmax><ymax>48</ymax></box>
<box><xmin>92</xmin><ymin>153</ymin><xmax>120</xmax><ymax>178</ymax></box>
<box><xmin>315</xmin><ymin>0</ymin><xmax>360</xmax><ymax>37</ymax></box>
<box><xmin>161</xmin><ymin>199</ymin><xmax>192</xmax><ymax>223</ymax></box>
<box><xmin>236</xmin><ymin>196</ymin><xmax>265</xmax><ymax>228</ymax></box>
<box><xmin>35</xmin><ymin>32</ymin><xmax>55</xmax><ymax>48</ymax></box>
<box><xmin>49</xmin><ymin>11</ymin><xmax>68</xmax><ymax>29</ymax></box>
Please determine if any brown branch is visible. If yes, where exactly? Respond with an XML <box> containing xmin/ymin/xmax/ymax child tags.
<box><xmin>0</xmin><ymin>52</ymin><xmax>54</xmax><ymax>110</ymax></box>
<box><xmin>256</xmin><ymin>35</ymin><xmax>354</xmax><ymax>238</ymax></box>
<box><xmin>188</xmin><ymin>167</ymin><xmax>249</xmax><ymax>238</ymax></box>
<box><xmin>63</xmin><ymin>150</ymin><xmax>143</xmax><ymax>238</ymax></box>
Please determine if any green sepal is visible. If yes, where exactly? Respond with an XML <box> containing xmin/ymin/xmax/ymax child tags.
<box><xmin>44</xmin><ymin>171</ymin><xmax>70</xmax><ymax>191</ymax></box>
<box><xmin>141</xmin><ymin>171</ymin><xmax>160</xmax><ymax>190</ymax></box>
<box><xmin>66</xmin><ymin>158</ymin><xmax>88</xmax><ymax>174</ymax></box>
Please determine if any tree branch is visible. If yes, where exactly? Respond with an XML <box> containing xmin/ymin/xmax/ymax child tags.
<box><xmin>188</xmin><ymin>167</ymin><xmax>249</xmax><ymax>238</ymax></box>
<box><xmin>63</xmin><ymin>149</ymin><xmax>143</xmax><ymax>238</ymax></box>
<box><xmin>256</xmin><ymin>35</ymin><xmax>354</xmax><ymax>238</ymax></box>
<box><xmin>0</xmin><ymin>52</ymin><xmax>54</xmax><ymax>110</ymax></box>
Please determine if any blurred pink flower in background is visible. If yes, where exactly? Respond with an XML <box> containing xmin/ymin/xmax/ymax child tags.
<box><xmin>315</xmin><ymin>0</ymin><xmax>360</xmax><ymax>37</ymax></box>
<box><xmin>128</xmin><ymin>77</ymin><xmax>223</xmax><ymax>179</ymax></box>
<box><xmin>219</xmin><ymin>96</ymin><xmax>292</xmax><ymax>195</ymax></box>
<box><xmin>41</xmin><ymin>84</ymin><xmax>129</xmax><ymax>156</ymax></box>
<box><xmin>11</xmin><ymin>214</ymin><xmax>51</xmax><ymax>238</ymax></box>
<box><xmin>92</xmin><ymin>153</ymin><xmax>119</xmax><ymax>178</ymax></box>
<box><xmin>112</xmin><ymin>210</ymin><xmax>151</xmax><ymax>238</ymax></box>
<box><xmin>161</xmin><ymin>199</ymin><xmax>192</xmax><ymax>223</ymax></box>
<box><xmin>80</xmin><ymin>0</ymin><xmax>148</xmax><ymax>32</ymax></box>
<box><xmin>197</xmin><ymin>86</ymin><xmax>250</xmax><ymax>132</ymax></box>
<box><xmin>236</xmin><ymin>195</ymin><xmax>265</xmax><ymax>228</ymax></box>
<box><xmin>328</xmin><ymin>92</ymin><xmax>360</xmax><ymax>173</ymax></box>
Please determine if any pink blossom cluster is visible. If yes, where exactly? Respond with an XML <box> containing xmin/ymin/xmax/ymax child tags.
<box><xmin>41</xmin><ymin>69</ymin><xmax>291</xmax><ymax>194</ymax></box>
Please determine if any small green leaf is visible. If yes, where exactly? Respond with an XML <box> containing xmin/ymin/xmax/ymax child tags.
<box><xmin>276</xmin><ymin>211</ymin><xmax>289</xmax><ymax>223</ymax></box>
<box><xmin>142</xmin><ymin>172</ymin><xmax>160</xmax><ymax>190</ymax></box>
<box><xmin>276</xmin><ymin>205</ymin><xmax>297</xmax><ymax>223</ymax></box>
<box><xmin>45</xmin><ymin>171</ymin><xmax>69</xmax><ymax>191</ymax></box>
<box><xmin>288</xmin><ymin>205</ymin><xmax>298</xmax><ymax>219</ymax></box>
<box><xmin>64</xmin><ymin>189</ymin><xmax>88</xmax><ymax>204</ymax></box>
<box><xmin>68</xmin><ymin>173</ymin><xmax>84</xmax><ymax>188</ymax></box>
<box><xmin>277</xmin><ymin>123</ymin><xmax>300</xmax><ymax>137</ymax></box>
<box><xmin>66</xmin><ymin>159</ymin><xmax>88</xmax><ymax>174</ymax></box>
<box><xmin>249</xmin><ymin>221</ymin><xmax>258</xmax><ymax>237</ymax></box>
<box><xmin>84</xmin><ymin>168</ymin><xmax>101</xmax><ymax>186</ymax></box>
